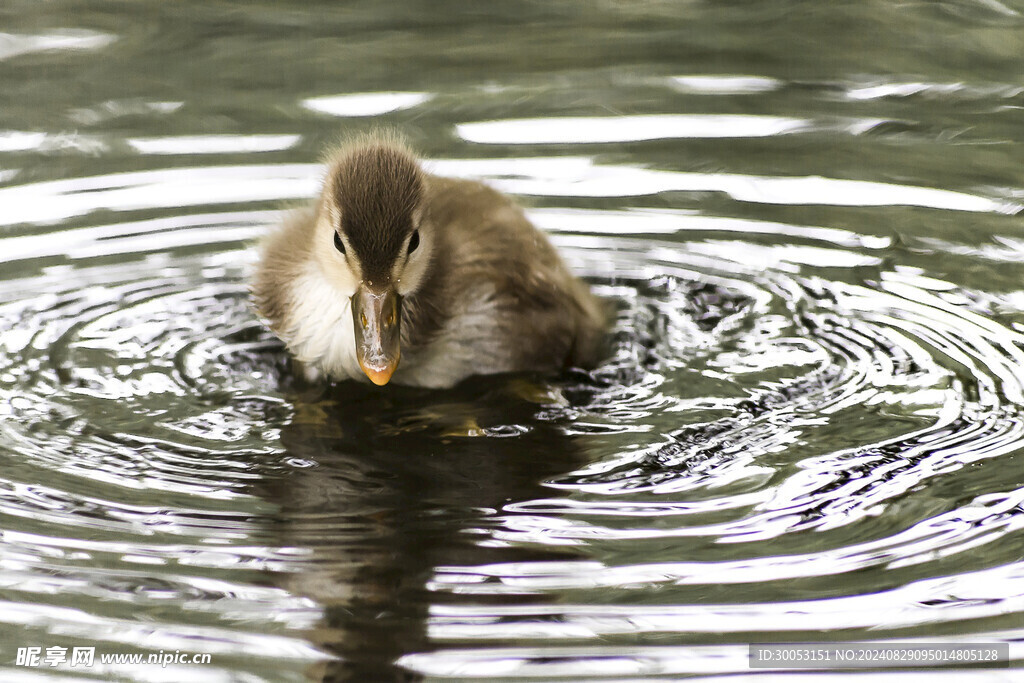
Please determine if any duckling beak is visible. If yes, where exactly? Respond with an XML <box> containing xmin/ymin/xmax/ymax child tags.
<box><xmin>352</xmin><ymin>283</ymin><xmax>401</xmax><ymax>386</ymax></box>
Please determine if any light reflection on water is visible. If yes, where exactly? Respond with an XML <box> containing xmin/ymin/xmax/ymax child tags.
<box><xmin>0</xmin><ymin>157</ymin><xmax>1008</xmax><ymax>231</ymax></box>
<box><xmin>301</xmin><ymin>92</ymin><xmax>433</xmax><ymax>117</ymax></box>
<box><xmin>0</xmin><ymin>29</ymin><xmax>115</xmax><ymax>61</ymax></box>
<box><xmin>2</xmin><ymin>1</ymin><xmax>1024</xmax><ymax>681</ymax></box>
<box><xmin>456</xmin><ymin>114</ymin><xmax>818</xmax><ymax>143</ymax></box>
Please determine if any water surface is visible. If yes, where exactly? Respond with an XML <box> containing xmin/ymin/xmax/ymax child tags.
<box><xmin>2</xmin><ymin>1</ymin><xmax>1024</xmax><ymax>680</ymax></box>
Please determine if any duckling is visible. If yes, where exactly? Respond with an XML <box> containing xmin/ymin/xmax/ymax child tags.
<box><xmin>252</xmin><ymin>131</ymin><xmax>606</xmax><ymax>388</ymax></box>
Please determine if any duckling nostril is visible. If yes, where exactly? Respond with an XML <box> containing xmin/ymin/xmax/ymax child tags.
<box><xmin>360</xmin><ymin>312</ymin><xmax>368</xmax><ymax>329</ymax></box>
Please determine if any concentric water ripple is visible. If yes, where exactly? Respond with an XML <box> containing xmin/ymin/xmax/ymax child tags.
<box><xmin>403</xmin><ymin>235</ymin><xmax>1024</xmax><ymax>675</ymax></box>
<box><xmin>2</xmin><ymin>158</ymin><xmax>1024</xmax><ymax>678</ymax></box>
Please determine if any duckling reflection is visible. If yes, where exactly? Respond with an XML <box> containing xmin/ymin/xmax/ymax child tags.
<box><xmin>252</xmin><ymin>130</ymin><xmax>605</xmax><ymax>388</ymax></box>
<box><xmin>260</xmin><ymin>377</ymin><xmax>589</xmax><ymax>681</ymax></box>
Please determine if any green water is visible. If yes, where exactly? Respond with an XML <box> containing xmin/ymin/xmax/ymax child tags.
<box><xmin>1</xmin><ymin>1</ymin><xmax>1023</xmax><ymax>680</ymax></box>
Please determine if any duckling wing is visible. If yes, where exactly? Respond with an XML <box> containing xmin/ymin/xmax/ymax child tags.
<box><xmin>425</xmin><ymin>175</ymin><xmax>607</xmax><ymax>374</ymax></box>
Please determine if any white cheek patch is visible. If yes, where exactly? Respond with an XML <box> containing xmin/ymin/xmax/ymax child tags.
<box><xmin>280</xmin><ymin>263</ymin><xmax>364</xmax><ymax>381</ymax></box>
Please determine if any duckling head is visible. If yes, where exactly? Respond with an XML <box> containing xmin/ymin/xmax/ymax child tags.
<box><xmin>312</xmin><ymin>136</ymin><xmax>431</xmax><ymax>386</ymax></box>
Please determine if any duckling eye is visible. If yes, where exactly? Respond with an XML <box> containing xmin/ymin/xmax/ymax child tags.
<box><xmin>333</xmin><ymin>231</ymin><xmax>346</xmax><ymax>255</ymax></box>
<box><xmin>407</xmin><ymin>230</ymin><xmax>420</xmax><ymax>255</ymax></box>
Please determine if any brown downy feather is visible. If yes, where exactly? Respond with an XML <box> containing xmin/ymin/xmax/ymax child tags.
<box><xmin>252</xmin><ymin>131</ymin><xmax>607</xmax><ymax>388</ymax></box>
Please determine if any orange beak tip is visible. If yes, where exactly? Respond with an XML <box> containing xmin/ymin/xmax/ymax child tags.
<box><xmin>359</xmin><ymin>359</ymin><xmax>398</xmax><ymax>386</ymax></box>
<box><xmin>366</xmin><ymin>369</ymin><xmax>392</xmax><ymax>386</ymax></box>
